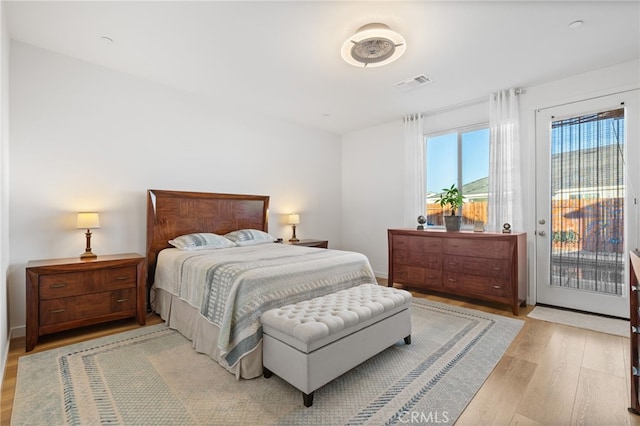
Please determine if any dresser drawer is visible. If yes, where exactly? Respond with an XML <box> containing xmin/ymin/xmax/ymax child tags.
<box><xmin>443</xmin><ymin>238</ymin><xmax>512</xmax><ymax>259</ymax></box>
<box><xmin>443</xmin><ymin>255</ymin><xmax>510</xmax><ymax>279</ymax></box>
<box><xmin>443</xmin><ymin>273</ymin><xmax>511</xmax><ymax>298</ymax></box>
<box><xmin>40</xmin><ymin>288</ymin><xmax>137</xmax><ymax>326</ymax></box>
<box><xmin>393</xmin><ymin>250</ymin><xmax>442</xmax><ymax>268</ymax></box>
<box><xmin>39</xmin><ymin>266</ymin><xmax>137</xmax><ymax>300</ymax></box>
<box><xmin>394</xmin><ymin>265</ymin><xmax>442</xmax><ymax>289</ymax></box>
<box><xmin>393</xmin><ymin>235</ymin><xmax>442</xmax><ymax>253</ymax></box>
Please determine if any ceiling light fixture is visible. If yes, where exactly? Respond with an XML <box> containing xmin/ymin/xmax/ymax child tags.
<box><xmin>341</xmin><ymin>23</ymin><xmax>406</xmax><ymax>68</ymax></box>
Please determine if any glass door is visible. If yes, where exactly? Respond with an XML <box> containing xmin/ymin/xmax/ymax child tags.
<box><xmin>535</xmin><ymin>91</ymin><xmax>639</xmax><ymax>318</ymax></box>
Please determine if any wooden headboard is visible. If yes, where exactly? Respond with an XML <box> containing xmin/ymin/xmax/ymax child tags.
<box><xmin>146</xmin><ymin>189</ymin><xmax>270</xmax><ymax>291</ymax></box>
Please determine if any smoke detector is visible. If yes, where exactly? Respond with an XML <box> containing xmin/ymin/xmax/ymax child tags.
<box><xmin>341</xmin><ymin>23</ymin><xmax>406</xmax><ymax>68</ymax></box>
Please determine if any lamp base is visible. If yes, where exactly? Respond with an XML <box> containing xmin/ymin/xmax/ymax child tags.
<box><xmin>80</xmin><ymin>251</ymin><xmax>97</xmax><ymax>260</ymax></box>
<box><xmin>289</xmin><ymin>223</ymin><xmax>299</xmax><ymax>243</ymax></box>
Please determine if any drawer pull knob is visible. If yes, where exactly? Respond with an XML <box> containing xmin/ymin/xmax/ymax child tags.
<box><xmin>50</xmin><ymin>308</ymin><xmax>67</xmax><ymax>313</ymax></box>
<box><xmin>115</xmin><ymin>276</ymin><xmax>130</xmax><ymax>281</ymax></box>
<box><xmin>492</xmin><ymin>267</ymin><xmax>502</xmax><ymax>270</ymax></box>
<box><xmin>493</xmin><ymin>285</ymin><xmax>502</xmax><ymax>289</ymax></box>
<box><xmin>116</xmin><ymin>298</ymin><xmax>129</xmax><ymax>303</ymax></box>
<box><xmin>51</xmin><ymin>283</ymin><xmax>67</xmax><ymax>288</ymax></box>
<box><xmin>448</xmin><ymin>278</ymin><xmax>457</xmax><ymax>282</ymax></box>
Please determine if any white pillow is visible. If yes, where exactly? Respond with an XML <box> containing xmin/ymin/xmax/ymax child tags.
<box><xmin>168</xmin><ymin>233</ymin><xmax>237</xmax><ymax>251</ymax></box>
<box><xmin>224</xmin><ymin>229</ymin><xmax>276</xmax><ymax>246</ymax></box>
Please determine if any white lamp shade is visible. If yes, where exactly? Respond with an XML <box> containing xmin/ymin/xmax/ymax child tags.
<box><xmin>76</xmin><ymin>212</ymin><xmax>100</xmax><ymax>229</ymax></box>
<box><xmin>288</xmin><ymin>214</ymin><xmax>300</xmax><ymax>225</ymax></box>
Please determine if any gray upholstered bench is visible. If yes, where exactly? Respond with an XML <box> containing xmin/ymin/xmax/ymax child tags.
<box><xmin>260</xmin><ymin>283</ymin><xmax>412</xmax><ymax>407</ymax></box>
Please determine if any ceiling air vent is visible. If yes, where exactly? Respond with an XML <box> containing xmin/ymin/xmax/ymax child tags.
<box><xmin>394</xmin><ymin>74</ymin><xmax>433</xmax><ymax>92</ymax></box>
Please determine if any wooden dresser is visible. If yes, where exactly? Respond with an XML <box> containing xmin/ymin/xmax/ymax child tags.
<box><xmin>388</xmin><ymin>229</ymin><xmax>527</xmax><ymax>314</ymax></box>
<box><xmin>25</xmin><ymin>253</ymin><xmax>146</xmax><ymax>351</ymax></box>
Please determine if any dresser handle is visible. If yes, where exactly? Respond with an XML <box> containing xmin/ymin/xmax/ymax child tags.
<box><xmin>51</xmin><ymin>283</ymin><xmax>67</xmax><ymax>288</ymax></box>
<box><xmin>448</xmin><ymin>278</ymin><xmax>457</xmax><ymax>282</ymax></box>
<box><xmin>50</xmin><ymin>308</ymin><xmax>67</xmax><ymax>313</ymax></box>
<box><xmin>115</xmin><ymin>276</ymin><xmax>130</xmax><ymax>281</ymax></box>
<box><xmin>492</xmin><ymin>267</ymin><xmax>502</xmax><ymax>270</ymax></box>
<box><xmin>116</xmin><ymin>298</ymin><xmax>129</xmax><ymax>303</ymax></box>
<box><xmin>632</xmin><ymin>326</ymin><xmax>640</xmax><ymax>334</ymax></box>
<box><xmin>493</xmin><ymin>285</ymin><xmax>502</xmax><ymax>289</ymax></box>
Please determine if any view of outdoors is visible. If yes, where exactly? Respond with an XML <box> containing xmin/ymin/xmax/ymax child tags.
<box><xmin>550</xmin><ymin>108</ymin><xmax>625</xmax><ymax>295</ymax></box>
<box><xmin>425</xmin><ymin>128</ymin><xmax>490</xmax><ymax>227</ymax></box>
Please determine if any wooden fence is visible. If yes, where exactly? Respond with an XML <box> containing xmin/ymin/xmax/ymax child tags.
<box><xmin>426</xmin><ymin>198</ymin><xmax>624</xmax><ymax>254</ymax></box>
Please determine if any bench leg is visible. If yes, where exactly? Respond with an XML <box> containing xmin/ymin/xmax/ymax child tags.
<box><xmin>303</xmin><ymin>391</ymin><xmax>314</xmax><ymax>407</ymax></box>
<box><xmin>404</xmin><ymin>335</ymin><xmax>411</xmax><ymax>345</ymax></box>
<box><xmin>263</xmin><ymin>367</ymin><xmax>273</xmax><ymax>378</ymax></box>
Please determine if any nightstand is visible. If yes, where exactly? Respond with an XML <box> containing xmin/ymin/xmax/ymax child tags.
<box><xmin>25</xmin><ymin>253</ymin><xmax>146</xmax><ymax>352</ymax></box>
<box><xmin>285</xmin><ymin>239</ymin><xmax>328</xmax><ymax>249</ymax></box>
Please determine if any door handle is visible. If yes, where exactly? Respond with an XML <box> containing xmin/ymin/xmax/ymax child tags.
<box><xmin>538</xmin><ymin>231</ymin><xmax>546</xmax><ymax>236</ymax></box>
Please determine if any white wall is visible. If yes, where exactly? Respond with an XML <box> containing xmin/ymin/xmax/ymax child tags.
<box><xmin>341</xmin><ymin>120</ymin><xmax>404</xmax><ymax>277</ymax></box>
<box><xmin>0</xmin><ymin>2</ymin><xmax>10</xmax><ymax>386</ymax></box>
<box><xmin>8</xmin><ymin>41</ymin><xmax>343</xmax><ymax>337</ymax></box>
<box><xmin>342</xmin><ymin>59</ymin><xmax>640</xmax><ymax>292</ymax></box>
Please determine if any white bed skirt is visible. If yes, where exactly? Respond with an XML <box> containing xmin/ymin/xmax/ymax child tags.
<box><xmin>152</xmin><ymin>288</ymin><xmax>264</xmax><ymax>379</ymax></box>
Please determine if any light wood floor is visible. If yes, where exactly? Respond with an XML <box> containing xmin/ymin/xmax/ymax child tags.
<box><xmin>2</xmin><ymin>287</ymin><xmax>640</xmax><ymax>425</ymax></box>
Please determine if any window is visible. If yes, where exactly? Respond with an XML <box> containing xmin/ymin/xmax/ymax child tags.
<box><xmin>425</xmin><ymin>126</ymin><xmax>490</xmax><ymax>228</ymax></box>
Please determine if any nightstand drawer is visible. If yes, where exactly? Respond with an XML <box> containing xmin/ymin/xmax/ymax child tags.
<box><xmin>39</xmin><ymin>266</ymin><xmax>136</xmax><ymax>299</ymax></box>
<box><xmin>94</xmin><ymin>266</ymin><xmax>137</xmax><ymax>288</ymax></box>
<box><xmin>40</xmin><ymin>288</ymin><xmax>137</xmax><ymax>326</ymax></box>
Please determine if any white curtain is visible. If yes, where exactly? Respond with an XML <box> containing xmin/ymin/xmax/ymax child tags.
<box><xmin>488</xmin><ymin>89</ymin><xmax>523</xmax><ymax>232</ymax></box>
<box><xmin>403</xmin><ymin>113</ymin><xmax>425</xmax><ymax>228</ymax></box>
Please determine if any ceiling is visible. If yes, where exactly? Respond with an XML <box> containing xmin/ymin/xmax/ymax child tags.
<box><xmin>5</xmin><ymin>1</ymin><xmax>640</xmax><ymax>135</ymax></box>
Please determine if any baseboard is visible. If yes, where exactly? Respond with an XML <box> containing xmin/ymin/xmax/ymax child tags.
<box><xmin>11</xmin><ymin>324</ymin><xmax>25</xmax><ymax>338</ymax></box>
<box><xmin>0</xmin><ymin>335</ymin><xmax>8</xmax><ymax>392</ymax></box>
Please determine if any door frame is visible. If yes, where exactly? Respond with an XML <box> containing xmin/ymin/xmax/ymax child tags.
<box><xmin>532</xmin><ymin>89</ymin><xmax>639</xmax><ymax>318</ymax></box>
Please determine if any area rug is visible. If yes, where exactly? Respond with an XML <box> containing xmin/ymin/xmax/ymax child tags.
<box><xmin>527</xmin><ymin>305</ymin><xmax>629</xmax><ymax>337</ymax></box>
<box><xmin>12</xmin><ymin>299</ymin><xmax>523</xmax><ymax>425</ymax></box>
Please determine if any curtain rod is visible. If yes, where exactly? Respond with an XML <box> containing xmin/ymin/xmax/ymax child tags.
<box><xmin>420</xmin><ymin>88</ymin><xmax>523</xmax><ymax>118</ymax></box>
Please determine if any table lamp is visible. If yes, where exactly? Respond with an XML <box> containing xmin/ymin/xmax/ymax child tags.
<box><xmin>288</xmin><ymin>214</ymin><xmax>300</xmax><ymax>242</ymax></box>
<box><xmin>76</xmin><ymin>212</ymin><xmax>100</xmax><ymax>259</ymax></box>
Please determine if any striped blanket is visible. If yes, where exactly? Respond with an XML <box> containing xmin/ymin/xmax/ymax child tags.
<box><xmin>153</xmin><ymin>244</ymin><xmax>376</xmax><ymax>367</ymax></box>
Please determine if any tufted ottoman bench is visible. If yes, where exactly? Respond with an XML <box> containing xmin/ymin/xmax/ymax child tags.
<box><xmin>260</xmin><ymin>283</ymin><xmax>412</xmax><ymax>407</ymax></box>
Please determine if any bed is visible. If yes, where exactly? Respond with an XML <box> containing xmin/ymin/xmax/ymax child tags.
<box><xmin>146</xmin><ymin>189</ymin><xmax>376</xmax><ymax>379</ymax></box>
